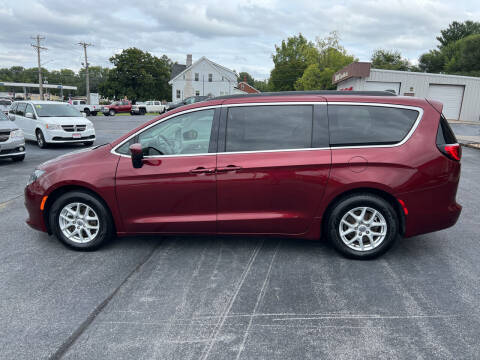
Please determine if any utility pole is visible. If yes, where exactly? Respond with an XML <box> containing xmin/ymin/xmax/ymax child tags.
<box><xmin>78</xmin><ymin>41</ymin><xmax>92</xmax><ymax>104</ymax></box>
<box><xmin>31</xmin><ymin>35</ymin><xmax>47</xmax><ymax>100</ymax></box>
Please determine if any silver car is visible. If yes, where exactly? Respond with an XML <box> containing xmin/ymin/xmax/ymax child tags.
<box><xmin>0</xmin><ymin>111</ymin><xmax>25</xmax><ymax>161</ymax></box>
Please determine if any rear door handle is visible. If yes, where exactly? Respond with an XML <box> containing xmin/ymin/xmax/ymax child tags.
<box><xmin>190</xmin><ymin>167</ymin><xmax>215</xmax><ymax>174</ymax></box>
<box><xmin>216</xmin><ymin>165</ymin><xmax>242</xmax><ymax>173</ymax></box>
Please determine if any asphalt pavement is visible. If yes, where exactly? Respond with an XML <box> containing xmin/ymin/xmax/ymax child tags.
<box><xmin>1</xmin><ymin>115</ymin><xmax>480</xmax><ymax>359</ymax></box>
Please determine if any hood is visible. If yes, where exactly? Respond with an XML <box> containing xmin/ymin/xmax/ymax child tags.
<box><xmin>39</xmin><ymin>143</ymin><xmax>111</xmax><ymax>170</ymax></box>
<box><xmin>0</xmin><ymin>120</ymin><xmax>18</xmax><ymax>131</ymax></box>
<box><xmin>39</xmin><ymin>116</ymin><xmax>91</xmax><ymax>125</ymax></box>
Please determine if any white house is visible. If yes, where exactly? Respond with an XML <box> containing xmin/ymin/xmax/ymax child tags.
<box><xmin>169</xmin><ymin>55</ymin><xmax>238</xmax><ymax>101</ymax></box>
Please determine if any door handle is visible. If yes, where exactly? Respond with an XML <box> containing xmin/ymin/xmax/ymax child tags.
<box><xmin>190</xmin><ymin>167</ymin><xmax>215</xmax><ymax>174</ymax></box>
<box><xmin>216</xmin><ymin>165</ymin><xmax>242</xmax><ymax>173</ymax></box>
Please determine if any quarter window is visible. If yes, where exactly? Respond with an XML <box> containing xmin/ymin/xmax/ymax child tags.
<box><xmin>118</xmin><ymin>109</ymin><xmax>215</xmax><ymax>156</ymax></box>
<box><xmin>328</xmin><ymin>105</ymin><xmax>419</xmax><ymax>146</ymax></box>
<box><xmin>225</xmin><ymin>105</ymin><xmax>313</xmax><ymax>152</ymax></box>
<box><xmin>25</xmin><ymin>104</ymin><xmax>35</xmax><ymax>118</ymax></box>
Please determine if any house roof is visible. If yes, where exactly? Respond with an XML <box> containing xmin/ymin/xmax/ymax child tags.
<box><xmin>236</xmin><ymin>82</ymin><xmax>260</xmax><ymax>94</ymax></box>
<box><xmin>171</xmin><ymin>63</ymin><xmax>187</xmax><ymax>80</ymax></box>
<box><xmin>169</xmin><ymin>56</ymin><xmax>237</xmax><ymax>83</ymax></box>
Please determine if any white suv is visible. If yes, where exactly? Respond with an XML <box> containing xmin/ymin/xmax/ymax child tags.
<box><xmin>8</xmin><ymin>101</ymin><xmax>95</xmax><ymax>148</ymax></box>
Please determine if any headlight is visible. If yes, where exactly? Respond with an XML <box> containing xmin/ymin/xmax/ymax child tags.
<box><xmin>45</xmin><ymin>124</ymin><xmax>62</xmax><ymax>130</ymax></box>
<box><xmin>10</xmin><ymin>129</ymin><xmax>24</xmax><ymax>139</ymax></box>
<box><xmin>27</xmin><ymin>169</ymin><xmax>46</xmax><ymax>185</ymax></box>
<box><xmin>86</xmin><ymin>122</ymin><xmax>94</xmax><ymax>129</ymax></box>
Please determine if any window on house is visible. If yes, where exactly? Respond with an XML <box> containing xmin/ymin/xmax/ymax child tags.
<box><xmin>195</xmin><ymin>91</ymin><xmax>200</xmax><ymax>96</ymax></box>
<box><xmin>195</xmin><ymin>73</ymin><xmax>199</xmax><ymax>81</ymax></box>
<box><xmin>208</xmin><ymin>74</ymin><xmax>212</xmax><ymax>82</ymax></box>
<box><xmin>176</xmin><ymin>90</ymin><xmax>181</xmax><ymax>99</ymax></box>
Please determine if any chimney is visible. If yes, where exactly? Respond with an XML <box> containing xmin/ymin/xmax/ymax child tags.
<box><xmin>186</xmin><ymin>54</ymin><xmax>192</xmax><ymax>67</ymax></box>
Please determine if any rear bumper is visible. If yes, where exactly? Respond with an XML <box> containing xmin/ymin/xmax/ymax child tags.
<box><xmin>24</xmin><ymin>184</ymin><xmax>48</xmax><ymax>233</ymax></box>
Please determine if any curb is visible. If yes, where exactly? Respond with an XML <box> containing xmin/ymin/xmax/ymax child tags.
<box><xmin>460</xmin><ymin>143</ymin><xmax>480</xmax><ymax>150</ymax></box>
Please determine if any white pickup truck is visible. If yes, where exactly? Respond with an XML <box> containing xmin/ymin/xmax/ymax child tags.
<box><xmin>69</xmin><ymin>99</ymin><xmax>102</xmax><ymax>116</ymax></box>
<box><xmin>131</xmin><ymin>100</ymin><xmax>166</xmax><ymax>115</ymax></box>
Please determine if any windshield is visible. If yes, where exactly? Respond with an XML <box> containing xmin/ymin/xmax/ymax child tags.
<box><xmin>0</xmin><ymin>111</ymin><xmax>8</xmax><ymax>121</ymax></box>
<box><xmin>34</xmin><ymin>103</ymin><xmax>82</xmax><ymax>117</ymax></box>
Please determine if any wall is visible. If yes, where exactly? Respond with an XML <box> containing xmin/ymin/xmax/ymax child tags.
<box><xmin>172</xmin><ymin>59</ymin><xmax>237</xmax><ymax>101</ymax></box>
<box><xmin>337</xmin><ymin>69</ymin><xmax>480</xmax><ymax>121</ymax></box>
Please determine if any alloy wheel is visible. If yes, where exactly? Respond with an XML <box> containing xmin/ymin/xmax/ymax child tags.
<box><xmin>59</xmin><ymin>202</ymin><xmax>100</xmax><ymax>244</ymax></box>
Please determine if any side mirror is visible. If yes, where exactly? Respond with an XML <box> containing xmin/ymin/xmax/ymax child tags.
<box><xmin>129</xmin><ymin>143</ymin><xmax>144</xmax><ymax>168</ymax></box>
<box><xmin>25</xmin><ymin>112</ymin><xmax>34</xmax><ymax>119</ymax></box>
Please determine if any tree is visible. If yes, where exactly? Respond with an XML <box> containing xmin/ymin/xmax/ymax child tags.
<box><xmin>253</xmin><ymin>79</ymin><xmax>271</xmax><ymax>92</ymax></box>
<box><xmin>437</xmin><ymin>20</ymin><xmax>480</xmax><ymax>49</ymax></box>
<box><xmin>371</xmin><ymin>49</ymin><xmax>410</xmax><ymax>71</ymax></box>
<box><xmin>418</xmin><ymin>50</ymin><xmax>445</xmax><ymax>73</ymax></box>
<box><xmin>444</xmin><ymin>34</ymin><xmax>480</xmax><ymax>76</ymax></box>
<box><xmin>295</xmin><ymin>32</ymin><xmax>356</xmax><ymax>90</ymax></box>
<box><xmin>238</xmin><ymin>72</ymin><xmax>255</xmax><ymax>86</ymax></box>
<box><xmin>269</xmin><ymin>34</ymin><xmax>316</xmax><ymax>91</ymax></box>
<box><xmin>100</xmin><ymin>48</ymin><xmax>172</xmax><ymax>101</ymax></box>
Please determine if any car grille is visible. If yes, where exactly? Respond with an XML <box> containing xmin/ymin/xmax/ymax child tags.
<box><xmin>0</xmin><ymin>131</ymin><xmax>10</xmax><ymax>142</ymax></box>
<box><xmin>62</xmin><ymin>125</ymin><xmax>86</xmax><ymax>132</ymax></box>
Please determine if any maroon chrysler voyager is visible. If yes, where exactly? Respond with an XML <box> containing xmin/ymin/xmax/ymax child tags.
<box><xmin>24</xmin><ymin>91</ymin><xmax>462</xmax><ymax>259</ymax></box>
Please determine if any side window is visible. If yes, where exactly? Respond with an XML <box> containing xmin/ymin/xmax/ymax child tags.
<box><xmin>328</xmin><ymin>105</ymin><xmax>419</xmax><ymax>146</ymax></box>
<box><xmin>80</xmin><ymin>100</ymin><xmax>86</xmax><ymax>105</ymax></box>
<box><xmin>131</xmin><ymin>109</ymin><xmax>215</xmax><ymax>156</ymax></box>
<box><xmin>9</xmin><ymin>103</ymin><xmax>17</xmax><ymax>114</ymax></box>
<box><xmin>225</xmin><ymin>105</ymin><xmax>313</xmax><ymax>152</ymax></box>
<box><xmin>154</xmin><ymin>101</ymin><xmax>160</xmax><ymax>105</ymax></box>
<box><xmin>25</xmin><ymin>104</ymin><xmax>35</xmax><ymax>118</ymax></box>
<box><xmin>16</xmin><ymin>103</ymin><xmax>27</xmax><ymax>116</ymax></box>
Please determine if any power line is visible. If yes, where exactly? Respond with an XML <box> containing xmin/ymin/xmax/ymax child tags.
<box><xmin>78</xmin><ymin>41</ymin><xmax>93</xmax><ymax>104</ymax></box>
<box><xmin>31</xmin><ymin>35</ymin><xmax>47</xmax><ymax>100</ymax></box>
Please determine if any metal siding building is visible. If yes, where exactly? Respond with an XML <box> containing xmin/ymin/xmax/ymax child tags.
<box><xmin>333</xmin><ymin>62</ymin><xmax>480</xmax><ymax>122</ymax></box>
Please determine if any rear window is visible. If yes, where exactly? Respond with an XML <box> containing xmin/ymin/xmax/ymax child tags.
<box><xmin>329</xmin><ymin>105</ymin><xmax>419</xmax><ymax>146</ymax></box>
<box><xmin>226</xmin><ymin>105</ymin><xmax>313</xmax><ymax>152</ymax></box>
<box><xmin>436</xmin><ymin>115</ymin><xmax>457</xmax><ymax>144</ymax></box>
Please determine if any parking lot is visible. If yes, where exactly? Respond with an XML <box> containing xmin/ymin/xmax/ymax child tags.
<box><xmin>1</xmin><ymin>115</ymin><xmax>480</xmax><ymax>359</ymax></box>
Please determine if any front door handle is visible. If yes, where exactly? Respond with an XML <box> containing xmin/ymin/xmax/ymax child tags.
<box><xmin>216</xmin><ymin>165</ymin><xmax>242</xmax><ymax>173</ymax></box>
<box><xmin>190</xmin><ymin>167</ymin><xmax>215</xmax><ymax>174</ymax></box>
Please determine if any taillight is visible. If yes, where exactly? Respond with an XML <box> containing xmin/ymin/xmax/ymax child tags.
<box><xmin>438</xmin><ymin>143</ymin><xmax>461</xmax><ymax>161</ymax></box>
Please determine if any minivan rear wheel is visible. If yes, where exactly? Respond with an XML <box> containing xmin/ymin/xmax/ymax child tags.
<box><xmin>49</xmin><ymin>191</ymin><xmax>114</xmax><ymax>250</ymax></box>
<box><xmin>327</xmin><ymin>194</ymin><xmax>398</xmax><ymax>259</ymax></box>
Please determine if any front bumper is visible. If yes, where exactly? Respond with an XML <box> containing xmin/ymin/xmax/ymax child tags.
<box><xmin>0</xmin><ymin>136</ymin><xmax>25</xmax><ymax>157</ymax></box>
<box><xmin>25</xmin><ymin>183</ymin><xmax>48</xmax><ymax>233</ymax></box>
<box><xmin>44</xmin><ymin>129</ymin><xmax>96</xmax><ymax>143</ymax></box>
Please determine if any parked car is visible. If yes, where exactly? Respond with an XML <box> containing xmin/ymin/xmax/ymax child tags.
<box><xmin>166</xmin><ymin>96</ymin><xmax>209</xmax><ymax>112</ymax></box>
<box><xmin>69</xmin><ymin>99</ymin><xmax>101</xmax><ymax>116</ymax></box>
<box><xmin>131</xmin><ymin>100</ymin><xmax>166</xmax><ymax>115</ymax></box>
<box><xmin>0</xmin><ymin>110</ymin><xmax>25</xmax><ymax>161</ymax></box>
<box><xmin>8</xmin><ymin>101</ymin><xmax>95</xmax><ymax>148</ymax></box>
<box><xmin>102</xmin><ymin>100</ymin><xmax>132</xmax><ymax>116</ymax></box>
<box><xmin>24</xmin><ymin>91</ymin><xmax>462</xmax><ymax>259</ymax></box>
<box><xmin>0</xmin><ymin>98</ymin><xmax>12</xmax><ymax>114</ymax></box>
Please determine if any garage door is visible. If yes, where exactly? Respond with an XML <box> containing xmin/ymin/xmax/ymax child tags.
<box><xmin>364</xmin><ymin>81</ymin><xmax>401</xmax><ymax>95</ymax></box>
<box><xmin>427</xmin><ymin>84</ymin><xmax>464</xmax><ymax>120</ymax></box>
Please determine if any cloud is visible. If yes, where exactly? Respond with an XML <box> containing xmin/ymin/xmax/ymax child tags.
<box><xmin>0</xmin><ymin>0</ymin><xmax>478</xmax><ymax>80</ymax></box>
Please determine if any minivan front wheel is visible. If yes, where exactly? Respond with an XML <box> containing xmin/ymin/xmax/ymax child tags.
<box><xmin>327</xmin><ymin>194</ymin><xmax>398</xmax><ymax>259</ymax></box>
<box><xmin>49</xmin><ymin>191</ymin><xmax>114</xmax><ymax>250</ymax></box>
<box><xmin>36</xmin><ymin>130</ymin><xmax>47</xmax><ymax>148</ymax></box>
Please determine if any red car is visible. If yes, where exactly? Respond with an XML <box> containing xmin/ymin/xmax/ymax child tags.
<box><xmin>25</xmin><ymin>91</ymin><xmax>462</xmax><ymax>259</ymax></box>
<box><xmin>102</xmin><ymin>100</ymin><xmax>132</xmax><ymax>116</ymax></box>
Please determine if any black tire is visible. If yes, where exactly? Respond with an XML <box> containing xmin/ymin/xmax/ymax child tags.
<box><xmin>130</xmin><ymin>111</ymin><xmax>136</xmax><ymax>115</ymax></box>
<box><xmin>91</xmin><ymin>112</ymin><xmax>97</xmax><ymax>116</ymax></box>
<box><xmin>12</xmin><ymin>154</ymin><xmax>25</xmax><ymax>162</ymax></box>
<box><xmin>139</xmin><ymin>108</ymin><xmax>146</xmax><ymax>115</ymax></box>
<box><xmin>36</xmin><ymin>129</ymin><xmax>47</xmax><ymax>148</ymax></box>
<box><xmin>83</xmin><ymin>141</ymin><xmax>94</xmax><ymax>146</ymax></box>
<box><xmin>327</xmin><ymin>194</ymin><xmax>398</xmax><ymax>259</ymax></box>
<box><xmin>84</xmin><ymin>108</ymin><xmax>91</xmax><ymax>116</ymax></box>
<box><xmin>103</xmin><ymin>112</ymin><xmax>109</xmax><ymax>116</ymax></box>
<box><xmin>49</xmin><ymin>191</ymin><xmax>114</xmax><ymax>251</ymax></box>
<box><xmin>109</xmin><ymin>109</ymin><xmax>116</xmax><ymax>116</ymax></box>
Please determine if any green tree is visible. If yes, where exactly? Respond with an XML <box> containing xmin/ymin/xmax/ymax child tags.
<box><xmin>437</xmin><ymin>20</ymin><xmax>480</xmax><ymax>49</ymax></box>
<box><xmin>253</xmin><ymin>79</ymin><xmax>270</xmax><ymax>92</ymax></box>
<box><xmin>238</xmin><ymin>72</ymin><xmax>255</xmax><ymax>86</ymax></box>
<box><xmin>371</xmin><ymin>49</ymin><xmax>410</xmax><ymax>70</ymax></box>
<box><xmin>444</xmin><ymin>34</ymin><xmax>480</xmax><ymax>76</ymax></box>
<box><xmin>418</xmin><ymin>50</ymin><xmax>445</xmax><ymax>73</ymax></box>
<box><xmin>100</xmin><ymin>48</ymin><xmax>172</xmax><ymax>101</ymax></box>
<box><xmin>269</xmin><ymin>34</ymin><xmax>316</xmax><ymax>91</ymax></box>
<box><xmin>295</xmin><ymin>32</ymin><xmax>356</xmax><ymax>90</ymax></box>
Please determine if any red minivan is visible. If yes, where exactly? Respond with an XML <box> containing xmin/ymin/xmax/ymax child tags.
<box><xmin>24</xmin><ymin>91</ymin><xmax>462</xmax><ymax>259</ymax></box>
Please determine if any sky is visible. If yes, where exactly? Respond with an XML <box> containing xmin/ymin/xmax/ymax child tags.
<box><xmin>0</xmin><ymin>0</ymin><xmax>478</xmax><ymax>82</ymax></box>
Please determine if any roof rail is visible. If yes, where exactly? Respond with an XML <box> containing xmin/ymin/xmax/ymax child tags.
<box><xmin>214</xmin><ymin>90</ymin><xmax>396</xmax><ymax>100</ymax></box>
